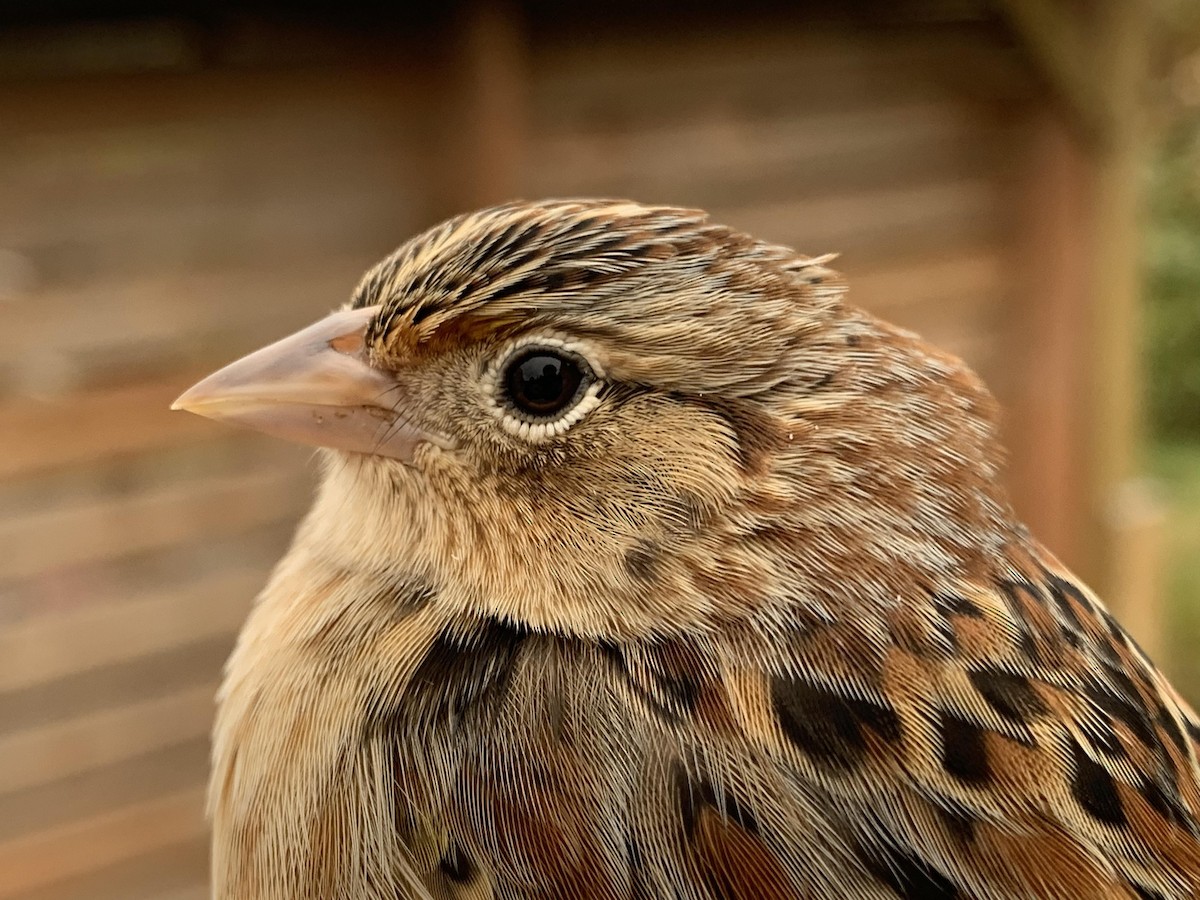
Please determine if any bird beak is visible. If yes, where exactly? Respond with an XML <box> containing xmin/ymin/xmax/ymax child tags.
<box><xmin>171</xmin><ymin>305</ymin><xmax>452</xmax><ymax>462</ymax></box>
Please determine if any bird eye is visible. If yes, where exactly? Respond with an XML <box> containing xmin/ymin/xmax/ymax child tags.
<box><xmin>502</xmin><ymin>348</ymin><xmax>591</xmax><ymax>419</ymax></box>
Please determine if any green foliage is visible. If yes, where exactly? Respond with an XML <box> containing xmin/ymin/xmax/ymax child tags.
<box><xmin>1146</xmin><ymin>118</ymin><xmax>1200</xmax><ymax>439</ymax></box>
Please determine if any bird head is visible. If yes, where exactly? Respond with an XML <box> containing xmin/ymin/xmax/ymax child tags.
<box><xmin>174</xmin><ymin>200</ymin><xmax>1011</xmax><ymax>641</ymax></box>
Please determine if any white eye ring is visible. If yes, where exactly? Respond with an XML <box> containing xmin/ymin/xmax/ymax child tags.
<box><xmin>482</xmin><ymin>335</ymin><xmax>605</xmax><ymax>443</ymax></box>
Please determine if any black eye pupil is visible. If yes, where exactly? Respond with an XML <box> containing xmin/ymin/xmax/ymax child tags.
<box><xmin>505</xmin><ymin>350</ymin><xmax>585</xmax><ymax>417</ymax></box>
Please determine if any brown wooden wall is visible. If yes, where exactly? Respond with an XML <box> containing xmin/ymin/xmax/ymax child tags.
<box><xmin>0</xmin><ymin>53</ymin><xmax>441</xmax><ymax>899</ymax></box>
<box><xmin>0</xmin><ymin>7</ymin><xmax>1068</xmax><ymax>899</ymax></box>
<box><xmin>525</xmin><ymin>21</ymin><xmax>1022</xmax><ymax>400</ymax></box>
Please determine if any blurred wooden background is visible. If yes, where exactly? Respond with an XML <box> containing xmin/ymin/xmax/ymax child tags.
<box><xmin>0</xmin><ymin>1</ymin><xmax>1160</xmax><ymax>897</ymax></box>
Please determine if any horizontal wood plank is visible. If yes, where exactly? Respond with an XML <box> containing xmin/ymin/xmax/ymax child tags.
<box><xmin>10</xmin><ymin>838</ymin><xmax>207</xmax><ymax>900</ymax></box>
<box><xmin>0</xmin><ymin>381</ymin><xmax>224</xmax><ymax>482</ymax></box>
<box><xmin>0</xmin><ymin>686</ymin><xmax>214</xmax><ymax>796</ymax></box>
<box><xmin>0</xmin><ymin>636</ymin><xmax>229</xmax><ymax>742</ymax></box>
<box><xmin>0</xmin><ymin>269</ymin><xmax>366</xmax><ymax>399</ymax></box>
<box><xmin>0</xmin><ymin>788</ymin><xmax>206</xmax><ymax>899</ymax></box>
<box><xmin>0</xmin><ymin>570</ymin><xmax>257</xmax><ymax>694</ymax></box>
<box><xmin>0</xmin><ymin>467</ymin><xmax>310</xmax><ymax>582</ymax></box>
<box><xmin>721</xmin><ymin>177</ymin><xmax>1000</xmax><ymax>261</ymax></box>
<box><xmin>526</xmin><ymin>99</ymin><xmax>998</xmax><ymax>204</ymax></box>
<box><xmin>0</xmin><ymin>12</ymin><xmax>1050</xmax><ymax>900</ymax></box>
<box><xmin>153</xmin><ymin>885</ymin><xmax>210</xmax><ymax>900</ymax></box>
<box><xmin>532</xmin><ymin>25</ymin><xmax>1022</xmax><ymax>125</ymax></box>
<box><xmin>0</xmin><ymin>738</ymin><xmax>208</xmax><ymax>845</ymax></box>
<box><xmin>849</xmin><ymin>248</ymin><xmax>1004</xmax><ymax>317</ymax></box>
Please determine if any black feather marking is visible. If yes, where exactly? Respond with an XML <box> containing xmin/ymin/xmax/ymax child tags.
<box><xmin>475</xmin><ymin>218</ymin><xmax>526</xmax><ymax>267</ymax></box>
<box><xmin>624</xmin><ymin>539</ymin><xmax>662</xmax><ymax>582</ymax></box>
<box><xmin>1080</xmin><ymin>716</ymin><xmax>1128</xmax><ymax>758</ymax></box>
<box><xmin>935</xmin><ymin>803</ymin><xmax>977</xmax><ymax>844</ymax></box>
<box><xmin>537</xmin><ymin>268</ymin><xmax>570</xmax><ymax>292</ymax></box>
<box><xmin>1046</xmin><ymin>574</ymin><xmax>1086</xmax><ymax>632</ymax></box>
<box><xmin>1068</xmin><ymin>739</ymin><xmax>1127</xmax><ymax>827</ymax></box>
<box><xmin>1136</xmin><ymin>769</ymin><xmax>1195</xmax><ymax>830</ymax></box>
<box><xmin>1095</xmin><ymin>635</ymin><xmax>1124</xmax><ymax>666</ymax></box>
<box><xmin>931</xmin><ymin>592</ymin><xmax>984</xmax><ymax>619</ymax></box>
<box><xmin>1082</xmin><ymin>681</ymin><xmax>1157</xmax><ymax>747</ymax></box>
<box><xmin>400</xmin><ymin>619</ymin><xmax>530</xmax><ymax>727</ymax></box>
<box><xmin>1157</xmin><ymin>702</ymin><xmax>1190</xmax><ymax>755</ymax></box>
<box><xmin>673</xmin><ymin>765</ymin><xmax>761</xmax><ymax>838</ymax></box>
<box><xmin>408</xmin><ymin>301</ymin><xmax>437</xmax><ymax>325</ymax></box>
<box><xmin>772</xmin><ymin>675</ymin><xmax>901</xmax><ymax>769</ymax></box>
<box><xmin>655</xmin><ymin>669</ymin><xmax>700</xmax><ymax>714</ymax></box>
<box><xmin>388</xmin><ymin>577</ymin><xmax>436</xmax><ymax>617</ymax></box>
<box><xmin>600</xmin><ymin>643</ymin><xmax>699</xmax><ymax>722</ymax></box>
<box><xmin>1187</xmin><ymin>718</ymin><xmax>1200</xmax><ymax>745</ymax></box>
<box><xmin>675</xmin><ymin>767</ymin><xmax>702</xmax><ymax>839</ymax></box>
<box><xmin>439</xmin><ymin>843</ymin><xmax>476</xmax><ymax>884</ymax></box>
<box><xmin>502</xmin><ymin>238</ymin><xmax>551</xmax><ymax>275</ymax></box>
<box><xmin>589</xmin><ymin>231</ymin><xmax>634</xmax><ymax>257</ymax></box>
<box><xmin>998</xmin><ymin>582</ymin><xmax>1042</xmax><ymax>663</ymax></box>
<box><xmin>968</xmin><ymin>668</ymin><xmax>1047</xmax><ymax>724</ymax></box>
<box><xmin>939</xmin><ymin>713</ymin><xmax>991</xmax><ymax>785</ymax></box>
<box><xmin>1104</xmin><ymin>666</ymin><xmax>1147</xmax><ymax>712</ymax></box>
<box><xmin>485</xmin><ymin>273</ymin><xmax>540</xmax><ymax>303</ymax></box>
<box><xmin>1137</xmin><ymin>778</ymin><xmax>1173</xmax><ymax>820</ymax></box>
<box><xmin>861</xmin><ymin>840</ymin><xmax>960</xmax><ymax>899</ymax></box>
<box><xmin>1101</xmin><ymin>609</ymin><xmax>1130</xmax><ymax>644</ymax></box>
<box><xmin>625</xmin><ymin>839</ymin><xmax>657</xmax><ymax>900</ymax></box>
